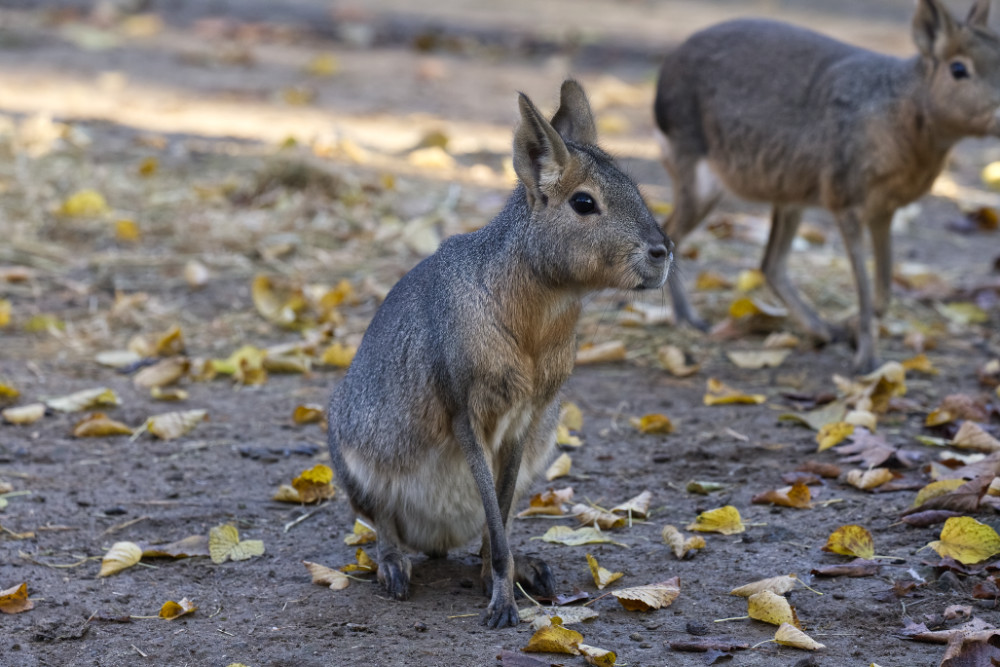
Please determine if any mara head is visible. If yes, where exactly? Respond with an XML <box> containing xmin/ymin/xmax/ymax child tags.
<box><xmin>512</xmin><ymin>80</ymin><xmax>672</xmax><ymax>292</ymax></box>
<box><xmin>913</xmin><ymin>0</ymin><xmax>1000</xmax><ymax>136</ymax></box>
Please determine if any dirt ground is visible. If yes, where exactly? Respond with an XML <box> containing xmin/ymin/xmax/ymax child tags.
<box><xmin>2</xmin><ymin>1</ymin><xmax>1000</xmax><ymax>666</ymax></box>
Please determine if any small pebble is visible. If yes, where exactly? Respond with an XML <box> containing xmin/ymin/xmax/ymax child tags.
<box><xmin>629</xmin><ymin>632</ymin><xmax>644</xmax><ymax>642</ymax></box>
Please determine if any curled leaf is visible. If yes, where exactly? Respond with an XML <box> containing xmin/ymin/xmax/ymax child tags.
<box><xmin>538</xmin><ymin>526</ymin><xmax>625</xmax><ymax>547</ymax></box>
<box><xmin>631</xmin><ymin>414</ymin><xmax>674</xmax><ymax>435</ymax></box>
<box><xmin>145</xmin><ymin>410</ymin><xmax>207</xmax><ymax>440</ymax></box>
<box><xmin>747</xmin><ymin>590</ymin><xmax>800</xmax><ymax>628</ymax></box>
<box><xmin>657</xmin><ymin>345</ymin><xmax>700</xmax><ymax>377</ymax></box>
<box><xmin>99</xmin><ymin>541</ymin><xmax>143</xmax><ymax>577</ymax></box>
<box><xmin>303</xmin><ymin>560</ymin><xmax>349</xmax><ymax>590</ymax></box>
<box><xmin>344</xmin><ymin>519</ymin><xmax>376</xmax><ymax>545</ymax></box>
<box><xmin>517</xmin><ymin>487</ymin><xmax>574</xmax><ymax>518</ymax></box>
<box><xmin>751</xmin><ymin>482</ymin><xmax>812</xmax><ymax>509</ymax></box>
<box><xmin>572</xmin><ymin>504</ymin><xmax>626</xmax><ymax>530</ymax></box>
<box><xmin>576</xmin><ymin>341</ymin><xmax>626</xmax><ymax>365</ymax></box>
<box><xmin>687</xmin><ymin>506</ymin><xmax>745</xmax><ymax>535</ymax></box>
<box><xmin>661</xmin><ymin>525</ymin><xmax>706</xmax><ymax>559</ymax></box>
<box><xmin>133</xmin><ymin>358</ymin><xmax>189</xmax><ymax>388</ymax></box>
<box><xmin>545</xmin><ymin>453</ymin><xmax>572</xmax><ymax>481</ymax></box>
<box><xmin>159</xmin><ymin>597</ymin><xmax>197</xmax><ymax>620</ymax></box>
<box><xmin>47</xmin><ymin>387</ymin><xmax>120</xmax><ymax>413</ymax></box>
<box><xmin>72</xmin><ymin>412</ymin><xmax>134</xmax><ymax>438</ymax></box>
<box><xmin>2</xmin><ymin>403</ymin><xmax>46</xmax><ymax>425</ymax></box>
<box><xmin>952</xmin><ymin>422</ymin><xmax>1000</xmax><ymax>453</ymax></box>
<box><xmin>523</xmin><ymin>618</ymin><xmax>583</xmax><ymax>655</ymax></box>
<box><xmin>703</xmin><ymin>378</ymin><xmax>766</xmax><ymax>406</ymax></box>
<box><xmin>774</xmin><ymin>623</ymin><xmax>824</xmax><ymax>650</ymax></box>
<box><xmin>612</xmin><ymin>577</ymin><xmax>681</xmax><ymax>611</ymax></box>
<box><xmin>578</xmin><ymin>644</ymin><xmax>616</xmax><ymax>667</ymax></box>
<box><xmin>816</xmin><ymin>422</ymin><xmax>854</xmax><ymax>451</ymax></box>
<box><xmin>726</xmin><ymin>349</ymin><xmax>790</xmax><ymax>369</ymax></box>
<box><xmin>731</xmin><ymin>574</ymin><xmax>798</xmax><ymax>597</ymax></box>
<box><xmin>611</xmin><ymin>490</ymin><xmax>652</xmax><ymax>518</ymax></box>
<box><xmin>845</xmin><ymin>467</ymin><xmax>895</xmax><ymax>491</ymax></box>
<box><xmin>586</xmin><ymin>553</ymin><xmax>624</xmax><ymax>590</ymax></box>
<box><xmin>0</xmin><ymin>583</ymin><xmax>33</xmax><ymax>614</ymax></box>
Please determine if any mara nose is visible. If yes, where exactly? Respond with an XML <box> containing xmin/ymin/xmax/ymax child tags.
<box><xmin>647</xmin><ymin>243</ymin><xmax>669</xmax><ymax>264</ymax></box>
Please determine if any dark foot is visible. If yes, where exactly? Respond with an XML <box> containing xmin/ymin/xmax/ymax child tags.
<box><xmin>514</xmin><ymin>555</ymin><xmax>555</xmax><ymax>597</ymax></box>
<box><xmin>481</xmin><ymin>582</ymin><xmax>519</xmax><ymax>629</ymax></box>
<box><xmin>377</xmin><ymin>553</ymin><xmax>412</xmax><ymax>601</ymax></box>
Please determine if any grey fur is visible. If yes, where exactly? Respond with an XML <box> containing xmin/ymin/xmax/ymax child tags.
<box><xmin>328</xmin><ymin>80</ymin><xmax>671</xmax><ymax>629</ymax></box>
<box><xmin>655</xmin><ymin>0</ymin><xmax>1000</xmax><ymax>371</ymax></box>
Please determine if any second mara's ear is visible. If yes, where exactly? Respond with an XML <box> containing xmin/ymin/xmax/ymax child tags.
<box><xmin>967</xmin><ymin>0</ymin><xmax>991</xmax><ymax>27</ymax></box>
<box><xmin>513</xmin><ymin>92</ymin><xmax>570</xmax><ymax>206</ymax></box>
<box><xmin>913</xmin><ymin>0</ymin><xmax>960</xmax><ymax>58</ymax></box>
<box><xmin>550</xmin><ymin>80</ymin><xmax>597</xmax><ymax>146</ymax></box>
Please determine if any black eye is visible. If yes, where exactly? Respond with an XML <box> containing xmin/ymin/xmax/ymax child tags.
<box><xmin>569</xmin><ymin>192</ymin><xmax>597</xmax><ymax>215</ymax></box>
<box><xmin>950</xmin><ymin>61</ymin><xmax>970</xmax><ymax>80</ymax></box>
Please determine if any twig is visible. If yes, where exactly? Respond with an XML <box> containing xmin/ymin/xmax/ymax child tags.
<box><xmin>283</xmin><ymin>502</ymin><xmax>327</xmax><ymax>533</ymax></box>
<box><xmin>130</xmin><ymin>644</ymin><xmax>148</xmax><ymax>658</ymax></box>
<box><xmin>103</xmin><ymin>515</ymin><xmax>151</xmax><ymax>536</ymax></box>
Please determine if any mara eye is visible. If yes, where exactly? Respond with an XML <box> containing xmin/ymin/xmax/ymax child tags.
<box><xmin>569</xmin><ymin>192</ymin><xmax>597</xmax><ymax>215</ymax></box>
<box><xmin>950</xmin><ymin>61</ymin><xmax>970</xmax><ymax>80</ymax></box>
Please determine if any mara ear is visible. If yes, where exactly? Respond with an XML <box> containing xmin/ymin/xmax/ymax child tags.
<box><xmin>967</xmin><ymin>0</ymin><xmax>990</xmax><ymax>27</ymax></box>
<box><xmin>913</xmin><ymin>0</ymin><xmax>960</xmax><ymax>58</ymax></box>
<box><xmin>513</xmin><ymin>92</ymin><xmax>571</xmax><ymax>206</ymax></box>
<box><xmin>550</xmin><ymin>80</ymin><xmax>597</xmax><ymax>146</ymax></box>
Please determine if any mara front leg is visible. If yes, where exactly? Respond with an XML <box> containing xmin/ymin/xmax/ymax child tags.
<box><xmin>837</xmin><ymin>209</ymin><xmax>879</xmax><ymax>373</ymax></box>
<box><xmin>868</xmin><ymin>211</ymin><xmax>894</xmax><ymax>318</ymax></box>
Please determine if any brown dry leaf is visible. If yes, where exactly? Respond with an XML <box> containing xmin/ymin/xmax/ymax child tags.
<box><xmin>2</xmin><ymin>403</ymin><xmax>46</xmax><ymax>425</ymax></box>
<box><xmin>546</xmin><ymin>453</ymin><xmax>572</xmax><ymax>481</ymax></box>
<box><xmin>0</xmin><ymin>583</ymin><xmax>33</xmax><ymax>614</ymax></box>
<box><xmin>145</xmin><ymin>409</ymin><xmax>207</xmax><ymax>440</ymax></box>
<box><xmin>778</xmin><ymin>399</ymin><xmax>848</xmax><ymax>431</ymax></box>
<box><xmin>835</xmin><ymin>429</ymin><xmax>913</xmax><ymax>469</ymax></box>
<box><xmin>751</xmin><ymin>482</ymin><xmax>812</xmax><ymax>508</ymax></box>
<box><xmin>816</xmin><ymin>422</ymin><xmax>854</xmax><ymax>451</ymax></box>
<box><xmin>586</xmin><ymin>553</ymin><xmax>624</xmax><ymax>590</ymax></box>
<box><xmin>901</xmin><ymin>353</ymin><xmax>938</xmax><ymax>375</ymax></box>
<box><xmin>911</xmin><ymin>475</ymin><xmax>994</xmax><ymax>515</ymax></box>
<box><xmin>518</xmin><ymin>487</ymin><xmax>574</xmax><ymax>518</ymax></box>
<box><xmin>774</xmin><ymin>623</ymin><xmax>824</xmax><ymax>650</ymax></box>
<box><xmin>695</xmin><ymin>271</ymin><xmax>732</xmax><ymax>290</ymax></box>
<box><xmin>576</xmin><ymin>341</ymin><xmax>626</xmax><ymax>365</ymax></box>
<box><xmin>303</xmin><ymin>560</ymin><xmax>349</xmax><ymax>590</ymax></box>
<box><xmin>928</xmin><ymin>394</ymin><xmax>990</xmax><ymax>426</ymax></box>
<box><xmin>578</xmin><ymin>644</ymin><xmax>616</xmax><ymax>667</ymax></box>
<box><xmin>731</xmin><ymin>574</ymin><xmax>798</xmax><ymax>597</ymax></box>
<box><xmin>98</xmin><ymin>541</ymin><xmax>143</xmax><ymax>577</ymax></box>
<box><xmin>726</xmin><ymin>349</ymin><xmax>790</xmax><ymax>369</ymax></box>
<box><xmin>687</xmin><ymin>505</ymin><xmax>745</xmax><ymax>535</ymax></box>
<box><xmin>262</xmin><ymin>352</ymin><xmax>311</xmax><ymax>375</ymax></box>
<box><xmin>523</xmin><ymin>618</ymin><xmax>583</xmax><ymax>655</ymax></box>
<box><xmin>208</xmin><ymin>524</ymin><xmax>265</xmax><ymax>564</ymax></box>
<box><xmin>151</xmin><ymin>324</ymin><xmax>185</xmax><ymax>357</ymax></box>
<box><xmin>747</xmin><ymin>590</ymin><xmax>800</xmax><ymax>628</ymax></box>
<box><xmin>133</xmin><ymin>358</ymin><xmax>189</xmax><ymax>389</ymax></box>
<box><xmin>72</xmin><ymin>412</ymin><xmax>133</xmax><ymax>438</ymax></box>
<box><xmin>823</xmin><ymin>525</ymin><xmax>875</xmax><ymax>559</ymax></box>
<box><xmin>159</xmin><ymin>597</ymin><xmax>197</xmax><ymax>620</ymax></box>
<box><xmin>47</xmin><ymin>387</ymin><xmax>121</xmax><ymax>413</ymax></box>
<box><xmin>612</xmin><ymin>577</ymin><xmax>681</xmax><ymax>611</ymax></box>
<box><xmin>927</xmin><ymin>516</ymin><xmax>1000</xmax><ymax>565</ymax></box>
<box><xmin>657</xmin><ymin>344</ymin><xmax>700</xmax><ymax>377</ymax></box>
<box><xmin>572</xmin><ymin>504</ymin><xmax>626</xmax><ymax>530</ymax></box>
<box><xmin>538</xmin><ymin>526</ymin><xmax>626</xmax><ymax>547</ymax></box>
<box><xmin>344</xmin><ymin>519</ymin><xmax>376</xmax><ymax>545</ymax></box>
<box><xmin>341</xmin><ymin>548</ymin><xmax>377</xmax><ymax>574</ymax></box>
<box><xmin>703</xmin><ymin>378</ymin><xmax>766</xmax><ymax>406</ymax></box>
<box><xmin>141</xmin><ymin>535</ymin><xmax>210</xmax><ymax>558</ymax></box>
<box><xmin>611</xmin><ymin>490</ymin><xmax>652</xmax><ymax>518</ymax></box>
<box><xmin>661</xmin><ymin>525</ymin><xmax>706</xmax><ymax>559</ymax></box>
<box><xmin>953</xmin><ymin>422</ymin><xmax>1000</xmax><ymax>453</ymax></box>
<box><xmin>631</xmin><ymin>414</ymin><xmax>674</xmax><ymax>435</ymax></box>
<box><xmin>320</xmin><ymin>342</ymin><xmax>357</xmax><ymax>368</ymax></box>
<box><xmin>292</xmin><ymin>404</ymin><xmax>325</xmax><ymax>425</ymax></box>
<box><xmin>834</xmin><ymin>361</ymin><xmax>906</xmax><ymax>413</ymax></box>
<box><xmin>845</xmin><ymin>467</ymin><xmax>895</xmax><ymax>491</ymax></box>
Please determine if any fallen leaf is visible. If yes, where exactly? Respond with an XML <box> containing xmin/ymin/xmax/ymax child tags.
<box><xmin>560</xmin><ymin>402</ymin><xmax>583</xmax><ymax>431</ymax></box>
<box><xmin>901</xmin><ymin>353</ymin><xmax>938</xmax><ymax>375</ymax></box>
<box><xmin>292</xmin><ymin>404</ymin><xmax>325</xmax><ymax>425</ymax></box>
<box><xmin>150</xmin><ymin>387</ymin><xmax>188</xmax><ymax>402</ymax></box>
<box><xmin>927</xmin><ymin>516</ymin><xmax>1000</xmax><ymax>565</ymax></box>
<box><xmin>816</xmin><ymin>422</ymin><xmax>854</xmax><ymax>451</ymax></box>
<box><xmin>695</xmin><ymin>271</ymin><xmax>731</xmax><ymax>290</ymax></box>
<box><xmin>763</xmin><ymin>332</ymin><xmax>800</xmax><ymax>349</ymax></box>
<box><xmin>779</xmin><ymin>400</ymin><xmax>847</xmax><ymax>431</ymax></box>
<box><xmin>578</xmin><ymin>643</ymin><xmax>616</xmax><ymax>667</ymax></box>
<box><xmin>517</xmin><ymin>487</ymin><xmax>574</xmax><ymax>518</ymax></box>
<box><xmin>913</xmin><ymin>479</ymin><xmax>969</xmax><ymax>508</ymax></box>
<box><xmin>576</xmin><ymin>341</ymin><xmax>626</xmax><ymax>365</ymax></box>
<box><xmin>303</xmin><ymin>560</ymin><xmax>349</xmax><ymax>590</ymax></box>
<box><xmin>208</xmin><ymin>524</ymin><xmax>265</xmax><ymax>564</ymax></box>
<box><xmin>661</xmin><ymin>525</ymin><xmax>706</xmax><ymax>559</ymax></box>
<box><xmin>687</xmin><ymin>506</ymin><xmax>745</xmax><ymax>535</ymax></box>
<box><xmin>810</xmin><ymin>558</ymin><xmax>880</xmax><ymax>577</ymax></box>
<box><xmin>612</xmin><ymin>577</ymin><xmax>681</xmax><ymax>611</ymax></box>
<box><xmin>937</xmin><ymin>302</ymin><xmax>989</xmax><ymax>325</ymax></box>
<box><xmin>144</xmin><ymin>410</ymin><xmax>207</xmax><ymax>440</ymax></box>
<box><xmin>523</xmin><ymin>618</ymin><xmax>583</xmax><ymax>655</ymax></box>
<box><xmin>320</xmin><ymin>342</ymin><xmax>356</xmax><ymax>368</ymax></box>
<box><xmin>586</xmin><ymin>553</ymin><xmax>624</xmax><ymax>590</ymax></box>
<box><xmin>774</xmin><ymin>622</ymin><xmax>824</xmax><ymax>650</ymax></box>
<box><xmin>159</xmin><ymin>597</ymin><xmax>197</xmax><ymax>620</ymax></box>
<box><xmin>631</xmin><ymin>414</ymin><xmax>674</xmax><ymax>435</ymax></box>
<box><xmin>730</xmin><ymin>574</ymin><xmax>798</xmax><ymax>597</ymax></box>
<box><xmin>47</xmin><ymin>387</ymin><xmax>120</xmax><ymax>413</ymax></box>
<box><xmin>657</xmin><ymin>345</ymin><xmax>700</xmax><ymax>377</ymax></box>
<box><xmin>728</xmin><ymin>296</ymin><xmax>787</xmax><ymax>319</ymax></box>
<box><xmin>251</xmin><ymin>274</ymin><xmax>308</xmax><ymax>327</ymax></box>
<box><xmin>0</xmin><ymin>299</ymin><xmax>10</xmax><ymax>328</ymax></box>
<box><xmin>133</xmin><ymin>358</ymin><xmax>189</xmax><ymax>388</ymax></box>
<box><xmin>289</xmin><ymin>464</ymin><xmax>336</xmax><ymax>504</ymax></box>
<box><xmin>340</xmin><ymin>548</ymin><xmax>377</xmax><ymax>574</ymax></box>
<box><xmin>686</xmin><ymin>480</ymin><xmax>725</xmax><ymax>494</ymax></box>
<box><xmin>736</xmin><ymin>269</ymin><xmax>765</xmax><ymax>292</ymax></box>
<box><xmin>845</xmin><ymin>468</ymin><xmax>895</xmax><ymax>491</ymax></box>
<box><xmin>703</xmin><ymin>378</ymin><xmax>766</xmax><ymax>406</ymax></box>
<box><xmin>0</xmin><ymin>583</ymin><xmax>33</xmax><ymax>614</ymax></box>
<box><xmin>572</xmin><ymin>504</ymin><xmax>626</xmax><ymax>530</ymax></box>
<box><xmin>546</xmin><ymin>453</ymin><xmax>571</xmax><ymax>481</ymax></box>
<box><xmin>72</xmin><ymin>412</ymin><xmax>134</xmax><ymax>437</ymax></box>
<box><xmin>518</xmin><ymin>605</ymin><xmax>598</xmax><ymax>626</ymax></box>
<box><xmin>537</xmin><ymin>526</ymin><xmax>625</xmax><ymax>547</ymax></box>
<box><xmin>726</xmin><ymin>349</ymin><xmax>790</xmax><ymax>369</ymax></box>
<box><xmin>59</xmin><ymin>189</ymin><xmax>109</xmax><ymax>217</ymax></box>
<box><xmin>344</xmin><ymin>519</ymin><xmax>376</xmax><ymax>545</ymax></box>
<box><xmin>823</xmin><ymin>525</ymin><xmax>875</xmax><ymax>559</ymax></box>
<box><xmin>95</xmin><ymin>350</ymin><xmax>142</xmax><ymax>368</ymax></box>
<box><xmin>611</xmin><ymin>490</ymin><xmax>652</xmax><ymax>518</ymax></box>
<box><xmin>2</xmin><ymin>403</ymin><xmax>46</xmax><ymax>425</ymax></box>
<box><xmin>98</xmin><ymin>541</ymin><xmax>143</xmax><ymax>577</ymax></box>
<box><xmin>751</xmin><ymin>482</ymin><xmax>812</xmax><ymax>508</ymax></box>
<box><xmin>747</xmin><ymin>590</ymin><xmax>800</xmax><ymax>628</ymax></box>
<box><xmin>953</xmin><ymin>422</ymin><xmax>1000</xmax><ymax>453</ymax></box>
<box><xmin>900</xmin><ymin>510</ymin><xmax>963</xmax><ymax>527</ymax></box>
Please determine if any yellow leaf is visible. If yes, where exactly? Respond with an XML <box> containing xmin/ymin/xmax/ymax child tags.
<box><xmin>774</xmin><ymin>622</ymin><xmax>825</xmax><ymax>650</ymax></box>
<box><xmin>661</xmin><ymin>525</ymin><xmax>706</xmax><ymax>559</ymax></box>
<box><xmin>845</xmin><ymin>467</ymin><xmax>894</xmax><ymax>491</ymax></box>
<box><xmin>58</xmin><ymin>189</ymin><xmax>109</xmax><ymax>217</ymax></box>
<box><xmin>611</xmin><ymin>490</ymin><xmax>652</xmax><ymax>518</ymax></box>
<box><xmin>937</xmin><ymin>302</ymin><xmax>989</xmax><ymax>325</ymax></box>
<box><xmin>612</xmin><ymin>577</ymin><xmax>681</xmax><ymax>611</ymax></box>
<box><xmin>344</xmin><ymin>519</ymin><xmax>376</xmax><ymax>545</ymax></box>
<box><xmin>47</xmin><ymin>387</ymin><xmax>121</xmax><ymax>413</ymax></box>
<box><xmin>289</xmin><ymin>464</ymin><xmax>336</xmax><ymax>503</ymax></box>
<box><xmin>132</xmin><ymin>357</ymin><xmax>189</xmax><ymax>388</ymax></box>
<box><xmin>726</xmin><ymin>349</ymin><xmax>790</xmax><ymax>369</ymax></box>
<box><xmin>208</xmin><ymin>524</ymin><xmax>265</xmax><ymax>564</ymax></box>
<box><xmin>913</xmin><ymin>479</ymin><xmax>967</xmax><ymax>508</ymax></box>
<box><xmin>657</xmin><ymin>345</ymin><xmax>700</xmax><ymax>377</ymax></box>
<box><xmin>728</xmin><ymin>296</ymin><xmax>787</xmax><ymax>319</ymax></box>
<box><xmin>145</xmin><ymin>409</ymin><xmax>207</xmax><ymax>440</ymax></box>
<box><xmin>23</xmin><ymin>313</ymin><xmax>64</xmax><ymax>333</ymax></box>
<box><xmin>927</xmin><ymin>516</ymin><xmax>1000</xmax><ymax>565</ymax></box>
<box><xmin>251</xmin><ymin>274</ymin><xmax>308</xmax><ymax>327</ymax></box>
<box><xmin>150</xmin><ymin>387</ymin><xmax>188</xmax><ymax>401</ymax></box>
<box><xmin>305</xmin><ymin>53</ymin><xmax>339</xmax><ymax>77</ymax></box>
<box><xmin>293</xmin><ymin>404</ymin><xmax>325</xmax><ymax>425</ymax></box>
<box><xmin>751</xmin><ymin>482</ymin><xmax>813</xmax><ymax>508</ymax></box>
<box><xmin>0</xmin><ymin>299</ymin><xmax>10</xmax><ymax>327</ymax></box>
<box><xmin>560</xmin><ymin>401</ymin><xmax>583</xmax><ymax>431</ymax></box>
<box><xmin>523</xmin><ymin>618</ymin><xmax>583</xmax><ymax>655</ymax></box>
<box><xmin>952</xmin><ymin>421</ymin><xmax>1000</xmax><ymax>452</ymax></box>
<box><xmin>72</xmin><ymin>412</ymin><xmax>133</xmax><ymax>437</ymax></box>
<box><xmin>844</xmin><ymin>410</ymin><xmax>877</xmax><ymax>432</ymax></box>
<box><xmin>212</xmin><ymin>345</ymin><xmax>267</xmax><ymax>385</ymax></box>
<box><xmin>579</xmin><ymin>643</ymin><xmax>617</xmax><ymax>667</ymax></box>
<box><xmin>0</xmin><ymin>583</ymin><xmax>33</xmax><ymax>614</ymax></box>
<box><xmin>538</xmin><ymin>526</ymin><xmax>625</xmax><ymax>547</ymax></box>
<box><xmin>573</xmin><ymin>504</ymin><xmax>626</xmax><ymax>530</ymax></box>
<box><xmin>747</xmin><ymin>590</ymin><xmax>800</xmax><ymax>627</ymax></box>
<box><xmin>158</xmin><ymin>597</ymin><xmax>197</xmax><ymax>620</ymax></box>
<box><xmin>586</xmin><ymin>553</ymin><xmax>624</xmax><ymax>590</ymax></box>
<box><xmin>408</xmin><ymin>146</ymin><xmax>455</xmax><ymax>170</ymax></box>
<box><xmin>687</xmin><ymin>505</ymin><xmax>745</xmax><ymax>534</ymax></box>
<box><xmin>115</xmin><ymin>219</ymin><xmax>140</xmax><ymax>242</ymax></box>
<box><xmin>99</xmin><ymin>541</ymin><xmax>143</xmax><ymax>577</ymax></box>
<box><xmin>321</xmin><ymin>342</ymin><xmax>357</xmax><ymax>368</ymax></box>
<box><xmin>736</xmin><ymin>268</ymin><xmax>765</xmax><ymax>292</ymax></box>
<box><xmin>576</xmin><ymin>340</ymin><xmax>626</xmax><ymax>365</ymax></box>
<box><xmin>341</xmin><ymin>548</ymin><xmax>377</xmax><ymax>574</ymax></box>
<box><xmin>823</xmin><ymin>525</ymin><xmax>875</xmax><ymax>559</ymax></box>
<box><xmin>138</xmin><ymin>156</ymin><xmax>158</xmax><ymax>177</ymax></box>
<box><xmin>694</xmin><ymin>271</ymin><xmax>732</xmax><ymax>291</ymax></box>
<box><xmin>0</xmin><ymin>382</ymin><xmax>20</xmax><ymax>401</ymax></box>
<box><xmin>816</xmin><ymin>422</ymin><xmax>854</xmax><ymax>451</ymax></box>
<box><xmin>631</xmin><ymin>414</ymin><xmax>674</xmax><ymax>435</ymax></box>
<box><xmin>901</xmin><ymin>353</ymin><xmax>938</xmax><ymax>375</ymax></box>
<box><xmin>926</xmin><ymin>408</ymin><xmax>954</xmax><ymax>427</ymax></box>
<box><xmin>546</xmin><ymin>452</ymin><xmax>572</xmax><ymax>481</ymax></box>
<box><xmin>703</xmin><ymin>378</ymin><xmax>766</xmax><ymax>406</ymax></box>
<box><xmin>303</xmin><ymin>560</ymin><xmax>349</xmax><ymax>590</ymax></box>
<box><xmin>556</xmin><ymin>423</ymin><xmax>582</xmax><ymax>447</ymax></box>
<box><xmin>731</xmin><ymin>574</ymin><xmax>798</xmax><ymax>597</ymax></box>
<box><xmin>517</xmin><ymin>487</ymin><xmax>574</xmax><ymax>517</ymax></box>
<box><xmin>152</xmin><ymin>324</ymin><xmax>185</xmax><ymax>357</ymax></box>
<box><xmin>2</xmin><ymin>403</ymin><xmax>46</xmax><ymax>425</ymax></box>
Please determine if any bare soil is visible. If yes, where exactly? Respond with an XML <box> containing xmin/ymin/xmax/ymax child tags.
<box><xmin>2</xmin><ymin>2</ymin><xmax>1000</xmax><ymax>666</ymax></box>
